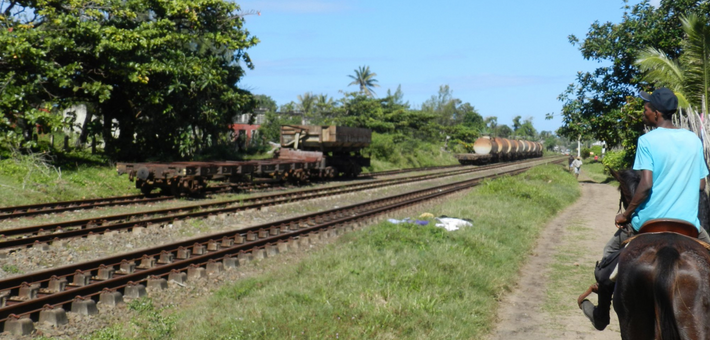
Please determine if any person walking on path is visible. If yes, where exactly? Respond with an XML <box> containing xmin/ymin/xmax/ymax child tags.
<box><xmin>572</xmin><ymin>157</ymin><xmax>583</xmax><ymax>179</ymax></box>
<box><xmin>578</xmin><ymin>87</ymin><xmax>710</xmax><ymax>331</ymax></box>
<box><xmin>569</xmin><ymin>154</ymin><xmax>575</xmax><ymax>173</ymax></box>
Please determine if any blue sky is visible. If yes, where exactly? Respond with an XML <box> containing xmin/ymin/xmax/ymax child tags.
<box><xmin>236</xmin><ymin>0</ymin><xmax>658</xmax><ymax>133</ymax></box>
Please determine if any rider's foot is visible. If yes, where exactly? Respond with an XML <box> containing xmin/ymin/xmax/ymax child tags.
<box><xmin>581</xmin><ymin>299</ymin><xmax>595</xmax><ymax>320</ymax></box>
<box><xmin>580</xmin><ymin>299</ymin><xmax>609</xmax><ymax>331</ymax></box>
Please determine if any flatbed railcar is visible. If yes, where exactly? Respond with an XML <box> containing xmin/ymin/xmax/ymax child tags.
<box><xmin>116</xmin><ymin>125</ymin><xmax>372</xmax><ymax>195</ymax></box>
<box><xmin>454</xmin><ymin>136</ymin><xmax>543</xmax><ymax>165</ymax></box>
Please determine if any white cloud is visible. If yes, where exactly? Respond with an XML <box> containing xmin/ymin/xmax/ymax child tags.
<box><xmin>238</xmin><ymin>0</ymin><xmax>355</xmax><ymax>14</ymax></box>
<box><xmin>649</xmin><ymin>0</ymin><xmax>661</xmax><ymax>8</ymax></box>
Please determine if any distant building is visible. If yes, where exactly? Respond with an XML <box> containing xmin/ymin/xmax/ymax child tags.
<box><xmin>230</xmin><ymin>109</ymin><xmax>310</xmax><ymax>148</ymax></box>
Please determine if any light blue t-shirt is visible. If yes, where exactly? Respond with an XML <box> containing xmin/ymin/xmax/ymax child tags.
<box><xmin>631</xmin><ymin>127</ymin><xmax>709</xmax><ymax>231</ymax></box>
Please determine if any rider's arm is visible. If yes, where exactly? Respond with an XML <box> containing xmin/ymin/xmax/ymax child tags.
<box><xmin>701</xmin><ymin>178</ymin><xmax>706</xmax><ymax>191</ymax></box>
<box><xmin>615</xmin><ymin>170</ymin><xmax>652</xmax><ymax>225</ymax></box>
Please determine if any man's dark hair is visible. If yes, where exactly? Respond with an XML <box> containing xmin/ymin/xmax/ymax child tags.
<box><xmin>648</xmin><ymin>102</ymin><xmax>676</xmax><ymax>120</ymax></box>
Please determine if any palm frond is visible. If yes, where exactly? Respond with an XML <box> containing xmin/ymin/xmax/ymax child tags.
<box><xmin>680</xmin><ymin>14</ymin><xmax>710</xmax><ymax>114</ymax></box>
<box><xmin>636</xmin><ymin>48</ymin><xmax>685</xmax><ymax>88</ymax></box>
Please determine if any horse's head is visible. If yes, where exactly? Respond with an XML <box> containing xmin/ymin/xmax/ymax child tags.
<box><xmin>609</xmin><ymin>168</ymin><xmax>641</xmax><ymax>211</ymax></box>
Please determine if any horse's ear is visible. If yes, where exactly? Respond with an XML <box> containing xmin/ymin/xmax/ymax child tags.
<box><xmin>609</xmin><ymin>168</ymin><xmax>622</xmax><ymax>182</ymax></box>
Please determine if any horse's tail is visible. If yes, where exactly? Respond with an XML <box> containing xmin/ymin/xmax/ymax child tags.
<box><xmin>653</xmin><ymin>246</ymin><xmax>681</xmax><ymax>340</ymax></box>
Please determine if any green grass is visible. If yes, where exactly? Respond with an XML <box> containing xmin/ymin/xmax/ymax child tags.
<box><xmin>0</xmin><ymin>151</ymin><xmax>137</xmax><ymax>206</ymax></box>
<box><xmin>365</xmin><ymin>134</ymin><xmax>459</xmax><ymax>172</ymax></box>
<box><xmin>102</xmin><ymin>164</ymin><xmax>579</xmax><ymax>340</ymax></box>
<box><xmin>582</xmin><ymin>161</ymin><xmax>614</xmax><ymax>184</ymax></box>
<box><xmin>81</xmin><ymin>298</ymin><xmax>176</xmax><ymax>340</ymax></box>
<box><xmin>1</xmin><ymin>264</ymin><xmax>21</xmax><ymax>274</ymax></box>
<box><xmin>544</xmin><ymin>223</ymin><xmax>595</xmax><ymax>316</ymax></box>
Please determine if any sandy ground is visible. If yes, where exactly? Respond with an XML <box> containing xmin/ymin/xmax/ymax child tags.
<box><xmin>487</xmin><ymin>172</ymin><xmax>622</xmax><ymax>340</ymax></box>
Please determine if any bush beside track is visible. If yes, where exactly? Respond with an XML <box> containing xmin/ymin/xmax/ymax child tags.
<box><xmin>81</xmin><ymin>163</ymin><xmax>580</xmax><ymax>340</ymax></box>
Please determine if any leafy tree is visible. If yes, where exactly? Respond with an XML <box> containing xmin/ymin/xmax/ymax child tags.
<box><xmin>517</xmin><ymin>117</ymin><xmax>538</xmax><ymax>140</ymax></box>
<box><xmin>386</xmin><ymin>85</ymin><xmax>409</xmax><ymax>108</ymax></box>
<box><xmin>461</xmin><ymin>108</ymin><xmax>485</xmax><ymax>131</ymax></box>
<box><xmin>512</xmin><ymin>116</ymin><xmax>522</xmax><ymax>134</ymax></box>
<box><xmin>315</xmin><ymin>94</ymin><xmax>336</xmax><ymax>112</ymax></box>
<box><xmin>421</xmin><ymin>85</ymin><xmax>481</xmax><ymax>128</ymax></box>
<box><xmin>347</xmin><ymin>65</ymin><xmax>380</xmax><ymax>97</ymax></box>
<box><xmin>0</xmin><ymin>0</ymin><xmax>258</xmax><ymax>159</ymax></box>
<box><xmin>483</xmin><ymin>116</ymin><xmax>498</xmax><ymax>135</ymax></box>
<box><xmin>279</xmin><ymin>101</ymin><xmax>297</xmax><ymax>113</ymax></box>
<box><xmin>497</xmin><ymin>125</ymin><xmax>513</xmax><ymax>138</ymax></box>
<box><xmin>254</xmin><ymin>95</ymin><xmax>278</xmax><ymax>112</ymax></box>
<box><xmin>544</xmin><ymin>134</ymin><xmax>558</xmax><ymax>151</ymax></box>
<box><xmin>258</xmin><ymin>111</ymin><xmax>302</xmax><ymax>143</ymax></box>
<box><xmin>561</xmin><ymin>0</ymin><xmax>710</xmax><ymax>146</ymax></box>
<box><xmin>334</xmin><ymin>92</ymin><xmax>393</xmax><ymax>132</ymax></box>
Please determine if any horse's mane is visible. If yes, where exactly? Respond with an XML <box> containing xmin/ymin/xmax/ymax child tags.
<box><xmin>613</xmin><ymin>169</ymin><xmax>640</xmax><ymax>211</ymax></box>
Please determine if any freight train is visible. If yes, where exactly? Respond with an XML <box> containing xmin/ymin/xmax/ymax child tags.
<box><xmin>454</xmin><ymin>136</ymin><xmax>543</xmax><ymax>165</ymax></box>
<box><xmin>116</xmin><ymin>125</ymin><xmax>372</xmax><ymax>196</ymax></box>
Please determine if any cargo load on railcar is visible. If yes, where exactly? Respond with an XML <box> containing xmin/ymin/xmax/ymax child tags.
<box><xmin>116</xmin><ymin>125</ymin><xmax>372</xmax><ymax>196</ymax></box>
<box><xmin>454</xmin><ymin>136</ymin><xmax>543</xmax><ymax>165</ymax></box>
<box><xmin>279</xmin><ymin>125</ymin><xmax>371</xmax><ymax>178</ymax></box>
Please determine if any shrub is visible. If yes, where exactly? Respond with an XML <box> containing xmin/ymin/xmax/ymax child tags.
<box><xmin>602</xmin><ymin>149</ymin><xmax>632</xmax><ymax>170</ymax></box>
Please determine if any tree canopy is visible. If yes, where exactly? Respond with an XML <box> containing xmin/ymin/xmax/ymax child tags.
<box><xmin>559</xmin><ymin>0</ymin><xmax>710</xmax><ymax>148</ymax></box>
<box><xmin>0</xmin><ymin>0</ymin><xmax>259</xmax><ymax>160</ymax></box>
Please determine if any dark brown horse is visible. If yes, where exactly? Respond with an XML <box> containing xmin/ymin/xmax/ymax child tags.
<box><xmin>609</xmin><ymin>169</ymin><xmax>710</xmax><ymax>339</ymax></box>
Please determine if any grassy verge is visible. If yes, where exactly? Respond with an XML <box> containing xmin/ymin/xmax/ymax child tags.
<box><xmin>581</xmin><ymin>161</ymin><xmax>614</xmax><ymax>184</ymax></box>
<box><xmin>75</xmin><ymin>164</ymin><xmax>579</xmax><ymax>340</ymax></box>
<box><xmin>0</xmin><ymin>151</ymin><xmax>136</xmax><ymax>206</ymax></box>
<box><xmin>365</xmin><ymin>133</ymin><xmax>459</xmax><ymax>172</ymax></box>
<box><xmin>543</xmin><ymin>221</ymin><xmax>596</xmax><ymax>319</ymax></box>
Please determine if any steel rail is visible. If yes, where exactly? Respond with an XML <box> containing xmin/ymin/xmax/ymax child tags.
<box><xmin>0</xmin><ymin>164</ymin><xmax>466</xmax><ymax>220</ymax></box>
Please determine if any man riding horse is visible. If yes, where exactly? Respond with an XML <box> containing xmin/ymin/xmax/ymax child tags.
<box><xmin>579</xmin><ymin>87</ymin><xmax>710</xmax><ymax>330</ymax></box>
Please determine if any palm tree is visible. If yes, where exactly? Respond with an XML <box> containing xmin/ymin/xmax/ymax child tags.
<box><xmin>348</xmin><ymin>65</ymin><xmax>380</xmax><ymax>97</ymax></box>
<box><xmin>315</xmin><ymin>94</ymin><xmax>334</xmax><ymax>112</ymax></box>
<box><xmin>297</xmin><ymin>92</ymin><xmax>316</xmax><ymax>114</ymax></box>
<box><xmin>635</xmin><ymin>14</ymin><xmax>710</xmax><ymax>114</ymax></box>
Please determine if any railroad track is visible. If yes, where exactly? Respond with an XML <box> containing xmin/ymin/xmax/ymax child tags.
<box><xmin>359</xmin><ymin>164</ymin><xmax>462</xmax><ymax>177</ymax></box>
<box><xmin>0</xmin><ymin>159</ymin><xmax>543</xmax><ymax>251</ymax></box>
<box><xmin>0</xmin><ymin>164</ymin><xmax>465</xmax><ymax>221</ymax></box>
<box><xmin>0</xmin><ymin>157</ymin><xmax>563</xmax><ymax>334</ymax></box>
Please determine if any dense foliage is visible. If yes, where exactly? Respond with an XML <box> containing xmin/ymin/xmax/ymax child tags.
<box><xmin>256</xmin><ymin>83</ymin><xmax>555</xmax><ymax>157</ymax></box>
<box><xmin>0</xmin><ymin>0</ymin><xmax>258</xmax><ymax>160</ymax></box>
<box><xmin>560</xmin><ymin>0</ymin><xmax>710</xmax><ymax>152</ymax></box>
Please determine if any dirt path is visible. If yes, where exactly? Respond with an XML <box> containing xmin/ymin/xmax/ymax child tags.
<box><xmin>487</xmin><ymin>172</ymin><xmax>621</xmax><ymax>340</ymax></box>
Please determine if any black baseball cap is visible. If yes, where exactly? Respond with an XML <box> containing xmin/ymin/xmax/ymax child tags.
<box><xmin>638</xmin><ymin>87</ymin><xmax>678</xmax><ymax>113</ymax></box>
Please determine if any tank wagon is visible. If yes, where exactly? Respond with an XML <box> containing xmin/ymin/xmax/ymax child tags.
<box><xmin>454</xmin><ymin>136</ymin><xmax>543</xmax><ymax>165</ymax></box>
<box><xmin>116</xmin><ymin>125</ymin><xmax>372</xmax><ymax>195</ymax></box>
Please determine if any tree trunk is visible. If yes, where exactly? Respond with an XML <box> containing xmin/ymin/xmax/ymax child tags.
<box><xmin>75</xmin><ymin>105</ymin><xmax>94</xmax><ymax>148</ymax></box>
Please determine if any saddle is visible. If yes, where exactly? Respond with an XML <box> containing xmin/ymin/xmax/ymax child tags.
<box><xmin>637</xmin><ymin>218</ymin><xmax>699</xmax><ymax>238</ymax></box>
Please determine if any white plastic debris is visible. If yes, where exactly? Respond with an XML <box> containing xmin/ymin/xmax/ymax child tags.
<box><xmin>435</xmin><ymin>217</ymin><xmax>473</xmax><ymax>231</ymax></box>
